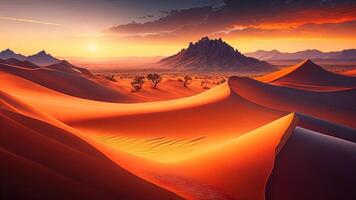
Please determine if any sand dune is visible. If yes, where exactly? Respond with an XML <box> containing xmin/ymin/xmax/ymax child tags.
<box><xmin>1</xmin><ymin>58</ymin><xmax>355</xmax><ymax>200</ymax></box>
<box><xmin>0</xmin><ymin>61</ymin><xmax>210</xmax><ymax>103</ymax></box>
<box><xmin>342</xmin><ymin>68</ymin><xmax>356</xmax><ymax>77</ymax></box>
<box><xmin>0</xmin><ymin>107</ymin><xmax>183</xmax><ymax>200</ymax></box>
<box><xmin>0</xmin><ymin>62</ymin><xmax>136</xmax><ymax>102</ymax></box>
<box><xmin>257</xmin><ymin>59</ymin><xmax>356</xmax><ymax>91</ymax></box>
<box><xmin>229</xmin><ymin>76</ymin><xmax>356</xmax><ymax>128</ymax></box>
<box><xmin>3</xmin><ymin>58</ymin><xmax>40</xmax><ymax>69</ymax></box>
<box><xmin>78</xmin><ymin>113</ymin><xmax>297</xmax><ymax>200</ymax></box>
<box><xmin>297</xmin><ymin>113</ymin><xmax>356</xmax><ymax>143</ymax></box>
<box><xmin>31</xmin><ymin>82</ymin><xmax>281</xmax><ymax>162</ymax></box>
<box><xmin>266</xmin><ymin>127</ymin><xmax>356</xmax><ymax>200</ymax></box>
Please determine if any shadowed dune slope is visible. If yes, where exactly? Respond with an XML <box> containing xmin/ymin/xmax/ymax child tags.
<box><xmin>4</xmin><ymin>58</ymin><xmax>40</xmax><ymax>69</ymax></box>
<box><xmin>0</xmin><ymin>62</ymin><xmax>136</xmax><ymax>103</ymax></box>
<box><xmin>266</xmin><ymin>127</ymin><xmax>356</xmax><ymax>200</ymax></box>
<box><xmin>0</xmin><ymin>107</ymin><xmax>183</xmax><ymax>200</ymax></box>
<box><xmin>229</xmin><ymin>76</ymin><xmax>356</xmax><ymax>128</ymax></box>
<box><xmin>297</xmin><ymin>113</ymin><xmax>356</xmax><ymax>143</ymax></box>
<box><xmin>257</xmin><ymin>59</ymin><xmax>356</xmax><ymax>91</ymax></box>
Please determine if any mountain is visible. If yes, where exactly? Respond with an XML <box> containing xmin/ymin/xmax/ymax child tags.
<box><xmin>159</xmin><ymin>37</ymin><xmax>274</xmax><ymax>72</ymax></box>
<box><xmin>0</xmin><ymin>49</ymin><xmax>61</xmax><ymax>66</ymax></box>
<box><xmin>27</xmin><ymin>50</ymin><xmax>61</xmax><ymax>66</ymax></box>
<box><xmin>246</xmin><ymin>49</ymin><xmax>356</xmax><ymax>61</ymax></box>
<box><xmin>0</xmin><ymin>49</ymin><xmax>27</xmax><ymax>61</ymax></box>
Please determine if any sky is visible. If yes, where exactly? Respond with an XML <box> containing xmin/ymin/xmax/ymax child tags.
<box><xmin>0</xmin><ymin>0</ymin><xmax>355</xmax><ymax>58</ymax></box>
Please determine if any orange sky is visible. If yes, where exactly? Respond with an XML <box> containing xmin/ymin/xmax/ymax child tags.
<box><xmin>0</xmin><ymin>1</ymin><xmax>355</xmax><ymax>58</ymax></box>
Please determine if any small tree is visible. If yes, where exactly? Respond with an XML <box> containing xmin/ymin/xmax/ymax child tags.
<box><xmin>220</xmin><ymin>78</ymin><xmax>226</xmax><ymax>84</ymax></box>
<box><xmin>106</xmin><ymin>74</ymin><xmax>116</xmax><ymax>82</ymax></box>
<box><xmin>201</xmin><ymin>80</ymin><xmax>210</xmax><ymax>89</ymax></box>
<box><xmin>146</xmin><ymin>73</ymin><xmax>162</xmax><ymax>89</ymax></box>
<box><xmin>183</xmin><ymin>75</ymin><xmax>192</xmax><ymax>88</ymax></box>
<box><xmin>130</xmin><ymin>76</ymin><xmax>145</xmax><ymax>92</ymax></box>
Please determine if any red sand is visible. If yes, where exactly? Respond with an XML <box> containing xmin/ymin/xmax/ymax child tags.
<box><xmin>257</xmin><ymin>59</ymin><xmax>356</xmax><ymax>91</ymax></box>
<box><xmin>1</xmin><ymin>59</ymin><xmax>355</xmax><ymax>200</ymax></box>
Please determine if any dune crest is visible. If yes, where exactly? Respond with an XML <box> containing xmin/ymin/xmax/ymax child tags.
<box><xmin>1</xmin><ymin>55</ymin><xmax>355</xmax><ymax>199</ymax></box>
<box><xmin>257</xmin><ymin>59</ymin><xmax>356</xmax><ymax>91</ymax></box>
<box><xmin>229</xmin><ymin>76</ymin><xmax>356</xmax><ymax>128</ymax></box>
<box><xmin>79</xmin><ymin>113</ymin><xmax>298</xmax><ymax>200</ymax></box>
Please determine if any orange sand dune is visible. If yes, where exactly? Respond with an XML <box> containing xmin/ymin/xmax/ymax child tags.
<box><xmin>342</xmin><ymin>68</ymin><xmax>356</xmax><ymax>77</ymax></box>
<box><xmin>113</xmin><ymin>77</ymin><xmax>206</xmax><ymax>102</ymax></box>
<box><xmin>1</xmin><ymin>58</ymin><xmax>355</xmax><ymax>200</ymax></box>
<box><xmin>0</xmin><ymin>62</ymin><xmax>136</xmax><ymax>103</ymax></box>
<box><xmin>79</xmin><ymin>113</ymin><xmax>297</xmax><ymax>200</ymax></box>
<box><xmin>266</xmin><ymin>126</ymin><xmax>356</xmax><ymax>199</ymax></box>
<box><xmin>0</xmin><ymin>61</ymin><xmax>208</xmax><ymax>103</ymax></box>
<box><xmin>257</xmin><ymin>59</ymin><xmax>356</xmax><ymax>91</ymax></box>
<box><xmin>0</xmin><ymin>107</ymin><xmax>183</xmax><ymax>200</ymax></box>
<box><xmin>297</xmin><ymin>113</ymin><xmax>356</xmax><ymax>143</ymax></box>
<box><xmin>35</xmin><ymin>82</ymin><xmax>285</xmax><ymax>162</ymax></box>
<box><xmin>229</xmin><ymin>76</ymin><xmax>356</xmax><ymax>128</ymax></box>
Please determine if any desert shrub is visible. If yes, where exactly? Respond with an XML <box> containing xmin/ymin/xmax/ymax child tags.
<box><xmin>130</xmin><ymin>76</ymin><xmax>145</xmax><ymax>92</ymax></box>
<box><xmin>146</xmin><ymin>73</ymin><xmax>162</xmax><ymax>89</ymax></box>
<box><xmin>201</xmin><ymin>80</ymin><xmax>210</xmax><ymax>89</ymax></box>
<box><xmin>220</xmin><ymin>78</ymin><xmax>227</xmax><ymax>84</ymax></box>
<box><xmin>106</xmin><ymin>74</ymin><xmax>116</xmax><ymax>82</ymax></box>
<box><xmin>184</xmin><ymin>75</ymin><xmax>192</xmax><ymax>88</ymax></box>
<box><xmin>177</xmin><ymin>78</ymin><xmax>183</xmax><ymax>82</ymax></box>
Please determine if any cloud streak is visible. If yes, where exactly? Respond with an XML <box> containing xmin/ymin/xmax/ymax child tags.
<box><xmin>0</xmin><ymin>16</ymin><xmax>62</xmax><ymax>26</ymax></box>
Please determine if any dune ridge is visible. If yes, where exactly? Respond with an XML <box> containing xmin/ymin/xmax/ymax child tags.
<box><xmin>79</xmin><ymin>113</ymin><xmax>298</xmax><ymax>200</ymax></box>
<box><xmin>1</xmin><ymin>58</ymin><xmax>355</xmax><ymax>199</ymax></box>
<box><xmin>266</xmin><ymin>126</ymin><xmax>356</xmax><ymax>200</ymax></box>
<box><xmin>257</xmin><ymin>59</ymin><xmax>356</xmax><ymax>91</ymax></box>
<box><xmin>229</xmin><ymin>76</ymin><xmax>356</xmax><ymax>128</ymax></box>
<box><xmin>0</xmin><ymin>104</ymin><xmax>183</xmax><ymax>200</ymax></box>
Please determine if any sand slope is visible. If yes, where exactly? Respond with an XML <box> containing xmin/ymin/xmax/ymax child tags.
<box><xmin>266</xmin><ymin>127</ymin><xmax>356</xmax><ymax>200</ymax></box>
<box><xmin>1</xmin><ymin>58</ymin><xmax>355</xmax><ymax>200</ymax></box>
<box><xmin>0</xmin><ymin>62</ymin><xmax>136</xmax><ymax>102</ymax></box>
<box><xmin>0</xmin><ymin>107</ymin><xmax>183</xmax><ymax>200</ymax></box>
<box><xmin>229</xmin><ymin>76</ymin><xmax>356</xmax><ymax>128</ymax></box>
<box><xmin>342</xmin><ymin>68</ymin><xmax>356</xmax><ymax>77</ymax></box>
<box><xmin>257</xmin><ymin>59</ymin><xmax>356</xmax><ymax>91</ymax></box>
<box><xmin>81</xmin><ymin>113</ymin><xmax>297</xmax><ymax>200</ymax></box>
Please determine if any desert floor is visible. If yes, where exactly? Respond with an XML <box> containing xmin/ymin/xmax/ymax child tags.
<box><xmin>1</xmin><ymin>59</ymin><xmax>356</xmax><ymax>200</ymax></box>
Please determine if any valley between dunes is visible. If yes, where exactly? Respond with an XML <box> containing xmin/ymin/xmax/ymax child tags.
<box><xmin>1</xmin><ymin>59</ymin><xmax>356</xmax><ymax>200</ymax></box>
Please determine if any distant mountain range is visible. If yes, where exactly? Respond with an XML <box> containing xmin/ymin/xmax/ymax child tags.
<box><xmin>159</xmin><ymin>37</ymin><xmax>274</xmax><ymax>72</ymax></box>
<box><xmin>245</xmin><ymin>49</ymin><xmax>356</xmax><ymax>61</ymax></box>
<box><xmin>0</xmin><ymin>49</ymin><xmax>61</xmax><ymax>66</ymax></box>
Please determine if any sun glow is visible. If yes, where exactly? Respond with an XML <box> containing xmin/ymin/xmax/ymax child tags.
<box><xmin>88</xmin><ymin>43</ymin><xmax>97</xmax><ymax>52</ymax></box>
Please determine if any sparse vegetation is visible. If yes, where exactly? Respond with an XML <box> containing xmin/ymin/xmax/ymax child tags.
<box><xmin>220</xmin><ymin>78</ymin><xmax>226</xmax><ymax>84</ymax></box>
<box><xmin>183</xmin><ymin>75</ymin><xmax>192</xmax><ymax>88</ymax></box>
<box><xmin>146</xmin><ymin>73</ymin><xmax>162</xmax><ymax>89</ymax></box>
<box><xmin>102</xmin><ymin>74</ymin><xmax>116</xmax><ymax>82</ymax></box>
<box><xmin>201</xmin><ymin>80</ymin><xmax>210</xmax><ymax>89</ymax></box>
<box><xmin>130</xmin><ymin>76</ymin><xmax>145</xmax><ymax>92</ymax></box>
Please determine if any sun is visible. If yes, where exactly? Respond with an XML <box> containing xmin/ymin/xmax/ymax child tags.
<box><xmin>88</xmin><ymin>43</ymin><xmax>97</xmax><ymax>52</ymax></box>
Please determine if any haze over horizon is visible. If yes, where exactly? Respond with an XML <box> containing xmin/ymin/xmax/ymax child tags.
<box><xmin>1</xmin><ymin>0</ymin><xmax>355</xmax><ymax>58</ymax></box>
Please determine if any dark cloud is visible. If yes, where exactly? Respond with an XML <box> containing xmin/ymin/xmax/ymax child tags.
<box><xmin>109</xmin><ymin>7</ymin><xmax>215</xmax><ymax>34</ymax></box>
<box><xmin>108</xmin><ymin>0</ymin><xmax>356</xmax><ymax>38</ymax></box>
<box><xmin>216</xmin><ymin>20</ymin><xmax>356</xmax><ymax>39</ymax></box>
